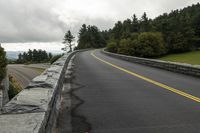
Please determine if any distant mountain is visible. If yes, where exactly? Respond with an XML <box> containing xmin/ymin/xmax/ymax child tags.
<box><xmin>6</xmin><ymin>51</ymin><xmax>24</xmax><ymax>60</ymax></box>
<box><xmin>6</xmin><ymin>50</ymin><xmax>64</xmax><ymax>60</ymax></box>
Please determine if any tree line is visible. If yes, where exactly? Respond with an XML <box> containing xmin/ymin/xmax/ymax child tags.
<box><xmin>17</xmin><ymin>49</ymin><xmax>53</xmax><ymax>64</ymax></box>
<box><xmin>74</xmin><ymin>3</ymin><xmax>200</xmax><ymax>58</ymax></box>
<box><xmin>104</xmin><ymin>3</ymin><xmax>200</xmax><ymax>57</ymax></box>
<box><xmin>75</xmin><ymin>24</ymin><xmax>106</xmax><ymax>49</ymax></box>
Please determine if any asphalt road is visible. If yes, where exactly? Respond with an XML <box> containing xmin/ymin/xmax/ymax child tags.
<box><xmin>60</xmin><ymin>50</ymin><xmax>200</xmax><ymax>133</ymax></box>
<box><xmin>7</xmin><ymin>65</ymin><xmax>42</xmax><ymax>88</ymax></box>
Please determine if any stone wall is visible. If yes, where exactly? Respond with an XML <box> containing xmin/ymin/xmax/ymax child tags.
<box><xmin>102</xmin><ymin>50</ymin><xmax>200</xmax><ymax>77</ymax></box>
<box><xmin>0</xmin><ymin>51</ymin><xmax>80</xmax><ymax>133</ymax></box>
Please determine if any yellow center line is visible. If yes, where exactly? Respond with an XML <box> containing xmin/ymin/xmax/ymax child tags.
<box><xmin>91</xmin><ymin>50</ymin><xmax>200</xmax><ymax>103</ymax></box>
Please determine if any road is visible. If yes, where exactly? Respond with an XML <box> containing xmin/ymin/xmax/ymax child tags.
<box><xmin>59</xmin><ymin>50</ymin><xmax>200</xmax><ymax>133</ymax></box>
<box><xmin>7</xmin><ymin>65</ymin><xmax>43</xmax><ymax>88</ymax></box>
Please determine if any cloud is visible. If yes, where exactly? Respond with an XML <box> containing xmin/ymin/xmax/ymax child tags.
<box><xmin>0</xmin><ymin>0</ymin><xmax>199</xmax><ymax>43</ymax></box>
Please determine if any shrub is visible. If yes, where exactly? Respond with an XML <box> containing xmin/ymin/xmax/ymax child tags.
<box><xmin>168</xmin><ymin>32</ymin><xmax>191</xmax><ymax>53</ymax></box>
<box><xmin>8</xmin><ymin>75</ymin><xmax>22</xmax><ymax>99</ymax></box>
<box><xmin>106</xmin><ymin>41</ymin><xmax>118</xmax><ymax>53</ymax></box>
<box><xmin>50</xmin><ymin>55</ymin><xmax>63</xmax><ymax>64</ymax></box>
<box><xmin>135</xmin><ymin>32</ymin><xmax>167</xmax><ymax>57</ymax></box>
<box><xmin>117</xmin><ymin>39</ymin><xmax>135</xmax><ymax>56</ymax></box>
<box><xmin>0</xmin><ymin>46</ymin><xmax>7</xmax><ymax>88</ymax></box>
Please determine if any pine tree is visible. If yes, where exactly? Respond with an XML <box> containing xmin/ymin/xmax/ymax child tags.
<box><xmin>63</xmin><ymin>30</ymin><xmax>75</xmax><ymax>52</ymax></box>
<box><xmin>132</xmin><ymin>14</ymin><xmax>139</xmax><ymax>32</ymax></box>
<box><xmin>140</xmin><ymin>12</ymin><xmax>151</xmax><ymax>32</ymax></box>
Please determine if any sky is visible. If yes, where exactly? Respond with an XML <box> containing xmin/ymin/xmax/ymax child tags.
<box><xmin>0</xmin><ymin>0</ymin><xmax>199</xmax><ymax>51</ymax></box>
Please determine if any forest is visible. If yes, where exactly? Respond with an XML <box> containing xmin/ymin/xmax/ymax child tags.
<box><xmin>16</xmin><ymin>49</ymin><xmax>53</xmax><ymax>64</ymax></box>
<box><xmin>76</xmin><ymin>3</ymin><xmax>200</xmax><ymax>58</ymax></box>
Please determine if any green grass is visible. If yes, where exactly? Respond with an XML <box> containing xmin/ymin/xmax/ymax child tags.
<box><xmin>158</xmin><ymin>51</ymin><xmax>200</xmax><ymax>65</ymax></box>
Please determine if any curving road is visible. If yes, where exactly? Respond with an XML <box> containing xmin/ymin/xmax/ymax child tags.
<box><xmin>7</xmin><ymin>65</ymin><xmax>42</xmax><ymax>88</ymax></box>
<box><xmin>60</xmin><ymin>50</ymin><xmax>200</xmax><ymax>133</ymax></box>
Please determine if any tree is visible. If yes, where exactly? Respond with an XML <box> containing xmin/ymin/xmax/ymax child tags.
<box><xmin>77</xmin><ymin>24</ymin><xmax>88</xmax><ymax>49</ymax></box>
<box><xmin>63</xmin><ymin>30</ymin><xmax>75</xmax><ymax>52</ymax></box>
<box><xmin>140</xmin><ymin>12</ymin><xmax>151</xmax><ymax>32</ymax></box>
<box><xmin>32</xmin><ymin>49</ymin><xmax>38</xmax><ymax>62</ymax></box>
<box><xmin>106</xmin><ymin>41</ymin><xmax>118</xmax><ymax>53</ymax></box>
<box><xmin>132</xmin><ymin>14</ymin><xmax>139</xmax><ymax>32</ymax></box>
<box><xmin>48</xmin><ymin>53</ymin><xmax>53</xmax><ymax>59</ymax></box>
<box><xmin>113</xmin><ymin>21</ymin><xmax>123</xmax><ymax>40</ymax></box>
<box><xmin>135</xmin><ymin>32</ymin><xmax>166</xmax><ymax>57</ymax></box>
<box><xmin>168</xmin><ymin>32</ymin><xmax>190</xmax><ymax>52</ymax></box>
<box><xmin>0</xmin><ymin>44</ymin><xmax>7</xmax><ymax>89</ymax></box>
<box><xmin>118</xmin><ymin>39</ymin><xmax>135</xmax><ymax>55</ymax></box>
<box><xmin>22</xmin><ymin>52</ymin><xmax>28</xmax><ymax>63</ymax></box>
<box><xmin>27</xmin><ymin>49</ymin><xmax>33</xmax><ymax>61</ymax></box>
<box><xmin>77</xmin><ymin>24</ymin><xmax>106</xmax><ymax>49</ymax></box>
<box><xmin>17</xmin><ymin>53</ymin><xmax>23</xmax><ymax>63</ymax></box>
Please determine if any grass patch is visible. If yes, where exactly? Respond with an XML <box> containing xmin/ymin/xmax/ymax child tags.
<box><xmin>158</xmin><ymin>51</ymin><xmax>200</xmax><ymax>65</ymax></box>
<box><xmin>8</xmin><ymin>75</ymin><xmax>22</xmax><ymax>99</ymax></box>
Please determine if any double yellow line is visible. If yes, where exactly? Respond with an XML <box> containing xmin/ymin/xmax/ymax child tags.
<box><xmin>91</xmin><ymin>50</ymin><xmax>200</xmax><ymax>103</ymax></box>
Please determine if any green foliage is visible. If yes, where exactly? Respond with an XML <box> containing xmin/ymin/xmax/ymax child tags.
<box><xmin>118</xmin><ymin>39</ymin><xmax>135</xmax><ymax>56</ymax></box>
<box><xmin>17</xmin><ymin>49</ymin><xmax>52</xmax><ymax>64</ymax></box>
<box><xmin>135</xmin><ymin>32</ymin><xmax>166</xmax><ymax>57</ymax></box>
<box><xmin>140</xmin><ymin>12</ymin><xmax>152</xmax><ymax>32</ymax></box>
<box><xmin>131</xmin><ymin>14</ymin><xmax>139</xmax><ymax>32</ymax></box>
<box><xmin>77</xmin><ymin>24</ymin><xmax>106</xmax><ymax>49</ymax></box>
<box><xmin>50</xmin><ymin>54</ymin><xmax>63</xmax><ymax>64</ymax></box>
<box><xmin>63</xmin><ymin>30</ymin><xmax>75</xmax><ymax>52</ymax></box>
<box><xmin>105</xmin><ymin>3</ymin><xmax>200</xmax><ymax>57</ymax></box>
<box><xmin>8</xmin><ymin>83</ymin><xmax>19</xmax><ymax>99</ymax></box>
<box><xmin>0</xmin><ymin>45</ymin><xmax>7</xmax><ymax>86</ymax></box>
<box><xmin>106</xmin><ymin>41</ymin><xmax>118</xmax><ymax>53</ymax></box>
<box><xmin>111</xmin><ymin>32</ymin><xmax>166</xmax><ymax>57</ymax></box>
<box><xmin>8</xmin><ymin>75</ymin><xmax>22</xmax><ymax>99</ymax></box>
<box><xmin>168</xmin><ymin>32</ymin><xmax>190</xmax><ymax>52</ymax></box>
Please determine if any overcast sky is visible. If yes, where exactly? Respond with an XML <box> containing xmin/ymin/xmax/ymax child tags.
<box><xmin>0</xmin><ymin>0</ymin><xmax>199</xmax><ymax>43</ymax></box>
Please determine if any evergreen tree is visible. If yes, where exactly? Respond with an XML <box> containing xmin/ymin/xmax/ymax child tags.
<box><xmin>140</xmin><ymin>12</ymin><xmax>151</xmax><ymax>32</ymax></box>
<box><xmin>27</xmin><ymin>49</ymin><xmax>33</xmax><ymax>61</ymax></box>
<box><xmin>105</xmin><ymin>3</ymin><xmax>200</xmax><ymax>56</ymax></box>
<box><xmin>132</xmin><ymin>14</ymin><xmax>139</xmax><ymax>32</ymax></box>
<box><xmin>32</xmin><ymin>49</ymin><xmax>38</xmax><ymax>62</ymax></box>
<box><xmin>63</xmin><ymin>30</ymin><xmax>75</xmax><ymax>52</ymax></box>
<box><xmin>113</xmin><ymin>21</ymin><xmax>123</xmax><ymax>40</ymax></box>
<box><xmin>77</xmin><ymin>24</ymin><xmax>106</xmax><ymax>49</ymax></box>
<box><xmin>48</xmin><ymin>53</ymin><xmax>53</xmax><ymax>59</ymax></box>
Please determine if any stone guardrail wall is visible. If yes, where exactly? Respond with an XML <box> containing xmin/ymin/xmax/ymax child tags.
<box><xmin>0</xmin><ymin>50</ymin><xmax>81</xmax><ymax>133</ymax></box>
<box><xmin>102</xmin><ymin>49</ymin><xmax>200</xmax><ymax>77</ymax></box>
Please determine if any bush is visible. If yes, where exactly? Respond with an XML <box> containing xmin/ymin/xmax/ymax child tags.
<box><xmin>8</xmin><ymin>82</ymin><xmax>19</xmax><ymax>99</ymax></box>
<box><xmin>0</xmin><ymin>46</ymin><xmax>7</xmax><ymax>88</ymax></box>
<box><xmin>168</xmin><ymin>32</ymin><xmax>191</xmax><ymax>53</ymax></box>
<box><xmin>117</xmin><ymin>39</ymin><xmax>135</xmax><ymax>56</ymax></box>
<box><xmin>106</xmin><ymin>41</ymin><xmax>118</xmax><ymax>53</ymax></box>
<box><xmin>135</xmin><ymin>32</ymin><xmax>167</xmax><ymax>57</ymax></box>
<box><xmin>50</xmin><ymin>55</ymin><xmax>63</xmax><ymax>64</ymax></box>
<box><xmin>8</xmin><ymin>75</ymin><xmax>22</xmax><ymax>99</ymax></box>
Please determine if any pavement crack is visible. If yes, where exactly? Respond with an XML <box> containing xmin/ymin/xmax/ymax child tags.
<box><xmin>70</xmin><ymin>91</ymin><xmax>91</xmax><ymax>133</ymax></box>
<box><xmin>70</xmin><ymin>71</ymin><xmax>91</xmax><ymax>133</ymax></box>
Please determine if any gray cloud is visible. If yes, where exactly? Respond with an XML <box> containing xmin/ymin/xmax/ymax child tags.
<box><xmin>0</xmin><ymin>0</ymin><xmax>199</xmax><ymax>43</ymax></box>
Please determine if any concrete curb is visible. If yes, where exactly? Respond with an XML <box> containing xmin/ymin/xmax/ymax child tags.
<box><xmin>101</xmin><ymin>49</ymin><xmax>200</xmax><ymax>77</ymax></box>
